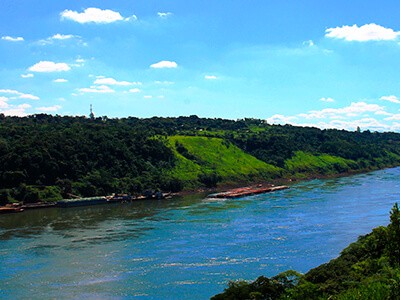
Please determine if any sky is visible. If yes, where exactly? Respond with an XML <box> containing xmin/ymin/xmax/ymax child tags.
<box><xmin>1</xmin><ymin>1</ymin><xmax>400</xmax><ymax>131</ymax></box>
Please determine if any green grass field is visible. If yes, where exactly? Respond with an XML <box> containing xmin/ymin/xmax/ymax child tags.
<box><xmin>284</xmin><ymin>151</ymin><xmax>357</xmax><ymax>176</ymax></box>
<box><xmin>167</xmin><ymin>135</ymin><xmax>281</xmax><ymax>187</ymax></box>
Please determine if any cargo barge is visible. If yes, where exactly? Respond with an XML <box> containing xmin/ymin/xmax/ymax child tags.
<box><xmin>56</xmin><ymin>196</ymin><xmax>108</xmax><ymax>208</ymax></box>
<box><xmin>0</xmin><ymin>206</ymin><xmax>24</xmax><ymax>214</ymax></box>
<box><xmin>208</xmin><ymin>185</ymin><xmax>289</xmax><ymax>199</ymax></box>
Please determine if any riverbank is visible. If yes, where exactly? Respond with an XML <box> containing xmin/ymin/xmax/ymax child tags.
<box><xmin>0</xmin><ymin>164</ymin><xmax>397</xmax><ymax>214</ymax></box>
<box><xmin>174</xmin><ymin>164</ymin><xmax>387</xmax><ymax>198</ymax></box>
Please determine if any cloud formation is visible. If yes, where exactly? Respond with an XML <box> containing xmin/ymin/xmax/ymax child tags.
<box><xmin>21</xmin><ymin>74</ymin><xmax>34</xmax><ymax>78</ymax></box>
<box><xmin>380</xmin><ymin>95</ymin><xmax>400</xmax><ymax>104</ymax></box>
<box><xmin>78</xmin><ymin>85</ymin><xmax>115</xmax><ymax>93</ymax></box>
<box><xmin>29</xmin><ymin>61</ymin><xmax>71</xmax><ymax>72</ymax></box>
<box><xmin>205</xmin><ymin>75</ymin><xmax>218</xmax><ymax>80</ymax></box>
<box><xmin>1</xmin><ymin>104</ymin><xmax>32</xmax><ymax>117</ymax></box>
<box><xmin>19</xmin><ymin>94</ymin><xmax>39</xmax><ymax>100</ymax></box>
<box><xmin>299</xmin><ymin>102</ymin><xmax>385</xmax><ymax>119</ymax></box>
<box><xmin>0</xmin><ymin>96</ymin><xmax>9</xmax><ymax>108</ymax></box>
<box><xmin>1</xmin><ymin>36</ymin><xmax>24</xmax><ymax>42</ymax></box>
<box><xmin>51</xmin><ymin>34</ymin><xmax>75</xmax><ymax>40</ymax></box>
<box><xmin>53</xmin><ymin>78</ymin><xmax>68</xmax><ymax>83</ymax></box>
<box><xmin>150</xmin><ymin>61</ymin><xmax>178</xmax><ymax>69</ymax></box>
<box><xmin>0</xmin><ymin>89</ymin><xmax>40</xmax><ymax>100</ymax></box>
<box><xmin>61</xmin><ymin>7</ymin><xmax>136</xmax><ymax>24</ymax></box>
<box><xmin>158</xmin><ymin>12</ymin><xmax>172</xmax><ymax>18</ymax></box>
<box><xmin>94</xmin><ymin>77</ymin><xmax>136</xmax><ymax>86</ymax></box>
<box><xmin>325</xmin><ymin>23</ymin><xmax>400</xmax><ymax>42</ymax></box>
<box><xmin>320</xmin><ymin>97</ymin><xmax>335</xmax><ymax>103</ymax></box>
<box><xmin>36</xmin><ymin>105</ymin><xmax>62</xmax><ymax>112</ymax></box>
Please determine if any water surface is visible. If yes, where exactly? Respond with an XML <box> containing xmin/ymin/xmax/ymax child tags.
<box><xmin>1</xmin><ymin>168</ymin><xmax>400</xmax><ymax>299</ymax></box>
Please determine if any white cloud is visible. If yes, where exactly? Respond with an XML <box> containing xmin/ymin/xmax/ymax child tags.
<box><xmin>205</xmin><ymin>75</ymin><xmax>218</xmax><ymax>80</ymax></box>
<box><xmin>76</xmin><ymin>58</ymin><xmax>85</xmax><ymax>63</ymax></box>
<box><xmin>19</xmin><ymin>94</ymin><xmax>39</xmax><ymax>100</ymax></box>
<box><xmin>155</xmin><ymin>81</ymin><xmax>174</xmax><ymax>85</ymax></box>
<box><xmin>129</xmin><ymin>88</ymin><xmax>141</xmax><ymax>93</ymax></box>
<box><xmin>21</xmin><ymin>73</ymin><xmax>34</xmax><ymax>78</ymax></box>
<box><xmin>51</xmin><ymin>34</ymin><xmax>75</xmax><ymax>40</ymax></box>
<box><xmin>158</xmin><ymin>12</ymin><xmax>172</xmax><ymax>18</ymax></box>
<box><xmin>36</xmin><ymin>105</ymin><xmax>62</xmax><ymax>112</ymax></box>
<box><xmin>325</xmin><ymin>23</ymin><xmax>400</xmax><ymax>42</ymax></box>
<box><xmin>61</xmin><ymin>7</ymin><xmax>136</xmax><ymax>24</ymax></box>
<box><xmin>385</xmin><ymin>114</ymin><xmax>400</xmax><ymax>121</ymax></box>
<box><xmin>53</xmin><ymin>78</ymin><xmax>68</xmax><ymax>83</ymax></box>
<box><xmin>267</xmin><ymin>114</ymin><xmax>297</xmax><ymax>125</ymax></box>
<box><xmin>78</xmin><ymin>85</ymin><xmax>115</xmax><ymax>93</ymax></box>
<box><xmin>320</xmin><ymin>97</ymin><xmax>335</xmax><ymax>103</ymax></box>
<box><xmin>380</xmin><ymin>95</ymin><xmax>400</xmax><ymax>104</ymax></box>
<box><xmin>0</xmin><ymin>89</ymin><xmax>39</xmax><ymax>100</ymax></box>
<box><xmin>150</xmin><ymin>61</ymin><xmax>178</xmax><ymax>69</ymax></box>
<box><xmin>0</xmin><ymin>96</ymin><xmax>9</xmax><ymax>108</ymax></box>
<box><xmin>94</xmin><ymin>77</ymin><xmax>134</xmax><ymax>86</ymax></box>
<box><xmin>29</xmin><ymin>61</ymin><xmax>71</xmax><ymax>72</ymax></box>
<box><xmin>144</xmin><ymin>95</ymin><xmax>153</xmax><ymax>99</ymax></box>
<box><xmin>18</xmin><ymin>104</ymin><xmax>32</xmax><ymax>109</ymax></box>
<box><xmin>1</xmin><ymin>104</ymin><xmax>31</xmax><ymax>117</ymax></box>
<box><xmin>0</xmin><ymin>89</ymin><xmax>21</xmax><ymax>95</ymax></box>
<box><xmin>303</xmin><ymin>40</ymin><xmax>315</xmax><ymax>47</ymax></box>
<box><xmin>1</xmin><ymin>36</ymin><xmax>24</xmax><ymax>42</ymax></box>
<box><xmin>299</xmin><ymin>102</ymin><xmax>386</xmax><ymax>119</ymax></box>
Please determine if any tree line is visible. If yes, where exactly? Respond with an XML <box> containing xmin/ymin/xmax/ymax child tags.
<box><xmin>1</xmin><ymin>113</ymin><xmax>400</xmax><ymax>204</ymax></box>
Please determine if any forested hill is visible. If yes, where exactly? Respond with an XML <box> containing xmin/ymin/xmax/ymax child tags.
<box><xmin>2</xmin><ymin>113</ymin><xmax>400</xmax><ymax>204</ymax></box>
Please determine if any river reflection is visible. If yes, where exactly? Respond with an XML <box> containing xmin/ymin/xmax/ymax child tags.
<box><xmin>1</xmin><ymin>168</ymin><xmax>400</xmax><ymax>299</ymax></box>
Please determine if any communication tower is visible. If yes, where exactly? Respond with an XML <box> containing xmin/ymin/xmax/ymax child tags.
<box><xmin>89</xmin><ymin>104</ymin><xmax>94</xmax><ymax>120</ymax></box>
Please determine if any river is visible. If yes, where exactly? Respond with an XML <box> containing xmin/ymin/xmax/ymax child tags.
<box><xmin>1</xmin><ymin>167</ymin><xmax>400</xmax><ymax>299</ymax></box>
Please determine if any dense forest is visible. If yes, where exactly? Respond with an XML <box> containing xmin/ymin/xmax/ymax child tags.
<box><xmin>2</xmin><ymin>113</ymin><xmax>400</xmax><ymax>204</ymax></box>
<box><xmin>211</xmin><ymin>203</ymin><xmax>400</xmax><ymax>300</ymax></box>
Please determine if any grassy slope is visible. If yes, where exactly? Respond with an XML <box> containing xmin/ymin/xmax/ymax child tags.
<box><xmin>167</xmin><ymin>136</ymin><xmax>281</xmax><ymax>186</ymax></box>
<box><xmin>284</xmin><ymin>151</ymin><xmax>358</xmax><ymax>178</ymax></box>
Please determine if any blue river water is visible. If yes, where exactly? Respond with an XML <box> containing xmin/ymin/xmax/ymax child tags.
<box><xmin>1</xmin><ymin>167</ymin><xmax>400</xmax><ymax>299</ymax></box>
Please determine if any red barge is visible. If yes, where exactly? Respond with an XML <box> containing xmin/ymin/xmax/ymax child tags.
<box><xmin>208</xmin><ymin>185</ymin><xmax>289</xmax><ymax>199</ymax></box>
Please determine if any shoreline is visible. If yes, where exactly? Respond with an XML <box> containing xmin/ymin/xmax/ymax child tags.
<box><xmin>173</xmin><ymin>165</ymin><xmax>397</xmax><ymax>198</ymax></box>
<box><xmin>0</xmin><ymin>165</ymin><xmax>398</xmax><ymax>213</ymax></box>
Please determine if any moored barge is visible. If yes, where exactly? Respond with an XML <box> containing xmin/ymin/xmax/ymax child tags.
<box><xmin>208</xmin><ymin>185</ymin><xmax>289</xmax><ymax>199</ymax></box>
<box><xmin>57</xmin><ymin>196</ymin><xmax>108</xmax><ymax>208</ymax></box>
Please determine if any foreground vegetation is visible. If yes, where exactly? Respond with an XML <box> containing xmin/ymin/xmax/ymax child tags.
<box><xmin>212</xmin><ymin>203</ymin><xmax>400</xmax><ymax>300</ymax></box>
<box><xmin>2</xmin><ymin>114</ymin><xmax>400</xmax><ymax>204</ymax></box>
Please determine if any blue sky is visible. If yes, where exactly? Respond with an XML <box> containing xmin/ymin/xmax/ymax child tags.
<box><xmin>1</xmin><ymin>1</ymin><xmax>400</xmax><ymax>131</ymax></box>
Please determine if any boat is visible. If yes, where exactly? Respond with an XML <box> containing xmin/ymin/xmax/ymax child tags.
<box><xmin>56</xmin><ymin>196</ymin><xmax>108</xmax><ymax>208</ymax></box>
<box><xmin>0</xmin><ymin>206</ymin><xmax>24</xmax><ymax>214</ymax></box>
<box><xmin>208</xmin><ymin>185</ymin><xmax>289</xmax><ymax>199</ymax></box>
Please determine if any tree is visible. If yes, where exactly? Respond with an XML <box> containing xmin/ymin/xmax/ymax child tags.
<box><xmin>387</xmin><ymin>203</ymin><xmax>400</xmax><ymax>267</ymax></box>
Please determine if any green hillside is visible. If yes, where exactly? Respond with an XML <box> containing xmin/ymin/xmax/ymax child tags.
<box><xmin>167</xmin><ymin>136</ymin><xmax>281</xmax><ymax>187</ymax></box>
<box><xmin>284</xmin><ymin>151</ymin><xmax>358</xmax><ymax>178</ymax></box>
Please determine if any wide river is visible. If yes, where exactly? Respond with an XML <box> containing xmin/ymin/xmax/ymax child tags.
<box><xmin>1</xmin><ymin>167</ymin><xmax>400</xmax><ymax>299</ymax></box>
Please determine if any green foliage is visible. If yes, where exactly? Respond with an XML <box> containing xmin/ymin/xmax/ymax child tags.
<box><xmin>284</xmin><ymin>151</ymin><xmax>356</xmax><ymax>176</ymax></box>
<box><xmin>198</xmin><ymin>172</ymin><xmax>221</xmax><ymax>188</ymax></box>
<box><xmin>211</xmin><ymin>271</ymin><xmax>302</xmax><ymax>300</ymax></box>
<box><xmin>387</xmin><ymin>203</ymin><xmax>400</xmax><ymax>267</ymax></box>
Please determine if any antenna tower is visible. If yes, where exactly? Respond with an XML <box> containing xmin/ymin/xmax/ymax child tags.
<box><xmin>89</xmin><ymin>104</ymin><xmax>94</xmax><ymax>120</ymax></box>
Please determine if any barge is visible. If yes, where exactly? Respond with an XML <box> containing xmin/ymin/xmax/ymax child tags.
<box><xmin>56</xmin><ymin>196</ymin><xmax>108</xmax><ymax>208</ymax></box>
<box><xmin>208</xmin><ymin>185</ymin><xmax>289</xmax><ymax>199</ymax></box>
<box><xmin>0</xmin><ymin>205</ymin><xmax>24</xmax><ymax>214</ymax></box>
